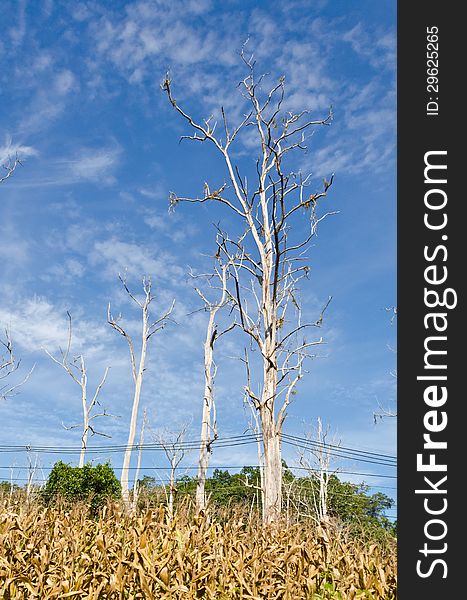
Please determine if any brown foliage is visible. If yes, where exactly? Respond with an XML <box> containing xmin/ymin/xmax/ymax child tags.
<box><xmin>0</xmin><ymin>500</ymin><xmax>396</xmax><ymax>599</ymax></box>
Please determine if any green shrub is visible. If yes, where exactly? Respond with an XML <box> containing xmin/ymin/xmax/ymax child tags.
<box><xmin>42</xmin><ymin>461</ymin><xmax>121</xmax><ymax>511</ymax></box>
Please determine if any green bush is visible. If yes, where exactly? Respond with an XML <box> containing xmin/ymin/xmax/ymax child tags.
<box><xmin>42</xmin><ymin>461</ymin><xmax>121</xmax><ymax>512</ymax></box>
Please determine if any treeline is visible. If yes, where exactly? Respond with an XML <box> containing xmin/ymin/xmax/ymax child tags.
<box><xmin>1</xmin><ymin>460</ymin><xmax>396</xmax><ymax>542</ymax></box>
<box><xmin>144</xmin><ymin>467</ymin><xmax>396</xmax><ymax>538</ymax></box>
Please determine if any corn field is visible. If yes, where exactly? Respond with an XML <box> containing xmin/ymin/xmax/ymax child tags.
<box><xmin>0</xmin><ymin>499</ymin><xmax>396</xmax><ymax>599</ymax></box>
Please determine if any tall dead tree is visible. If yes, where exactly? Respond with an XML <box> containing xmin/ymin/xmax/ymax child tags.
<box><xmin>374</xmin><ymin>306</ymin><xmax>397</xmax><ymax>423</ymax></box>
<box><xmin>108</xmin><ymin>275</ymin><xmax>175</xmax><ymax>505</ymax></box>
<box><xmin>132</xmin><ymin>407</ymin><xmax>148</xmax><ymax>512</ymax></box>
<box><xmin>163</xmin><ymin>51</ymin><xmax>335</xmax><ymax>522</ymax></box>
<box><xmin>1</xmin><ymin>330</ymin><xmax>34</xmax><ymax>401</ymax></box>
<box><xmin>190</xmin><ymin>259</ymin><xmax>232</xmax><ymax>512</ymax></box>
<box><xmin>43</xmin><ymin>312</ymin><xmax>112</xmax><ymax>468</ymax></box>
<box><xmin>1</xmin><ymin>330</ymin><xmax>19</xmax><ymax>401</ymax></box>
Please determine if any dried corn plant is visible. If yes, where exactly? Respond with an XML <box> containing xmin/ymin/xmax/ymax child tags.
<box><xmin>0</xmin><ymin>498</ymin><xmax>396</xmax><ymax>599</ymax></box>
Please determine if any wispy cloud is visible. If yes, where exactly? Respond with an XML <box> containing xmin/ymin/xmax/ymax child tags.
<box><xmin>0</xmin><ymin>296</ymin><xmax>111</xmax><ymax>354</ymax></box>
<box><xmin>68</xmin><ymin>145</ymin><xmax>122</xmax><ymax>184</ymax></box>
<box><xmin>18</xmin><ymin>70</ymin><xmax>79</xmax><ymax>135</ymax></box>
<box><xmin>89</xmin><ymin>237</ymin><xmax>185</xmax><ymax>284</ymax></box>
<box><xmin>342</xmin><ymin>23</ymin><xmax>396</xmax><ymax>71</ymax></box>
<box><xmin>0</xmin><ymin>135</ymin><xmax>38</xmax><ymax>164</ymax></box>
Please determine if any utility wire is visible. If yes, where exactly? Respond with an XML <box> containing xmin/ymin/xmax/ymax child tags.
<box><xmin>0</xmin><ymin>433</ymin><xmax>397</xmax><ymax>467</ymax></box>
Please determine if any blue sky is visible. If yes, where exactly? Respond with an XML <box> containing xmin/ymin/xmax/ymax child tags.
<box><xmin>0</xmin><ymin>0</ymin><xmax>396</xmax><ymax>502</ymax></box>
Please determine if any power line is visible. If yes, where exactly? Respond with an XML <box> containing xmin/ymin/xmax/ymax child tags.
<box><xmin>281</xmin><ymin>433</ymin><xmax>396</xmax><ymax>461</ymax></box>
<box><xmin>0</xmin><ymin>433</ymin><xmax>397</xmax><ymax>467</ymax></box>
<box><xmin>282</xmin><ymin>439</ymin><xmax>397</xmax><ymax>468</ymax></box>
<box><xmin>0</xmin><ymin>434</ymin><xmax>259</xmax><ymax>454</ymax></box>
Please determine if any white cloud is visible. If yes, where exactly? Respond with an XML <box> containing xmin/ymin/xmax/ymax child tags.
<box><xmin>54</xmin><ymin>70</ymin><xmax>78</xmax><ymax>95</ymax></box>
<box><xmin>0</xmin><ymin>296</ymin><xmax>111</xmax><ymax>354</ymax></box>
<box><xmin>45</xmin><ymin>258</ymin><xmax>87</xmax><ymax>284</ymax></box>
<box><xmin>68</xmin><ymin>145</ymin><xmax>122</xmax><ymax>184</ymax></box>
<box><xmin>90</xmin><ymin>237</ymin><xmax>185</xmax><ymax>283</ymax></box>
<box><xmin>9</xmin><ymin>0</ymin><xmax>26</xmax><ymax>47</ymax></box>
<box><xmin>0</xmin><ymin>135</ymin><xmax>38</xmax><ymax>164</ymax></box>
<box><xmin>342</xmin><ymin>23</ymin><xmax>396</xmax><ymax>71</ymax></box>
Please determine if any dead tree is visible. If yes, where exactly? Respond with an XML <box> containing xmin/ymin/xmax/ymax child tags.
<box><xmin>243</xmin><ymin>354</ymin><xmax>265</xmax><ymax>510</ymax></box>
<box><xmin>190</xmin><ymin>258</ymin><xmax>233</xmax><ymax>512</ymax></box>
<box><xmin>298</xmin><ymin>418</ymin><xmax>338</xmax><ymax>524</ymax></box>
<box><xmin>108</xmin><ymin>275</ymin><xmax>175</xmax><ymax>505</ymax></box>
<box><xmin>1</xmin><ymin>330</ymin><xmax>19</xmax><ymax>400</ymax></box>
<box><xmin>1</xmin><ymin>330</ymin><xmax>34</xmax><ymax>401</ymax></box>
<box><xmin>374</xmin><ymin>306</ymin><xmax>397</xmax><ymax>423</ymax></box>
<box><xmin>155</xmin><ymin>424</ymin><xmax>189</xmax><ymax>518</ymax></box>
<box><xmin>132</xmin><ymin>408</ymin><xmax>148</xmax><ymax>512</ymax></box>
<box><xmin>43</xmin><ymin>312</ymin><xmax>113</xmax><ymax>468</ymax></box>
<box><xmin>163</xmin><ymin>52</ymin><xmax>335</xmax><ymax>521</ymax></box>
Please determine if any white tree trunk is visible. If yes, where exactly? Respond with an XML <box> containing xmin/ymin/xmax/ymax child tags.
<box><xmin>121</xmin><ymin>324</ymin><xmax>148</xmax><ymax>504</ymax></box>
<box><xmin>79</xmin><ymin>358</ymin><xmax>88</xmax><ymax>468</ymax></box>
<box><xmin>196</xmin><ymin>311</ymin><xmax>216</xmax><ymax>512</ymax></box>
<box><xmin>132</xmin><ymin>408</ymin><xmax>147</xmax><ymax>512</ymax></box>
<box><xmin>260</xmin><ymin>370</ymin><xmax>282</xmax><ymax>523</ymax></box>
<box><xmin>163</xmin><ymin>66</ymin><xmax>333</xmax><ymax>523</ymax></box>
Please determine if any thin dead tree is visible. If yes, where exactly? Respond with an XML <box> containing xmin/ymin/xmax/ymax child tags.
<box><xmin>0</xmin><ymin>153</ymin><xmax>21</xmax><ymax>185</ymax></box>
<box><xmin>190</xmin><ymin>258</ymin><xmax>233</xmax><ymax>512</ymax></box>
<box><xmin>155</xmin><ymin>424</ymin><xmax>189</xmax><ymax>518</ymax></box>
<box><xmin>163</xmin><ymin>52</ymin><xmax>335</xmax><ymax>521</ymax></box>
<box><xmin>132</xmin><ymin>408</ymin><xmax>148</xmax><ymax>512</ymax></box>
<box><xmin>25</xmin><ymin>448</ymin><xmax>40</xmax><ymax>501</ymax></box>
<box><xmin>374</xmin><ymin>306</ymin><xmax>397</xmax><ymax>422</ymax></box>
<box><xmin>1</xmin><ymin>330</ymin><xmax>34</xmax><ymax>401</ymax></box>
<box><xmin>108</xmin><ymin>275</ymin><xmax>175</xmax><ymax>505</ymax></box>
<box><xmin>43</xmin><ymin>312</ymin><xmax>113</xmax><ymax>468</ymax></box>
<box><xmin>298</xmin><ymin>417</ymin><xmax>339</xmax><ymax>524</ymax></box>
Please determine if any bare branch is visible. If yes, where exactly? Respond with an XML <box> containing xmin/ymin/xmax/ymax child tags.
<box><xmin>164</xmin><ymin>56</ymin><xmax>335</xmax><ymax>523</ymax></box>
<box><xmin>44</xmin><ymin>312</ymin><xmax>112</xmax><ymax>466</ymax></box>
<box><xmin>0</xmin><ymin>153</ymin><xmax>22</xmax><ymax>185</ymax></box>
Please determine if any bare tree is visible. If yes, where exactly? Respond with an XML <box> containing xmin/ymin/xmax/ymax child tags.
<box><xmin>132</xmin><ymin>407</ymin><xmax>148</xmax><ymax>512</ymax></box>
<box><xmin>163</xmin><ymin>52</ymin><xmax>335</xmax><ymax>521</ymax></box>
<box><xmin>298</xmin><ymin>418</ymin><xmax>339</xmax><ymax>524</ymax></box>
<box><xmin>25</xmin><ymin>448</ymin><xmax>40</xmax><ymax>502</ymax></box>
<box><xmin>1</xmin><ymin>329</ymin><xmax>34</xmax><ymax>401</ymax></box>
<box><xmin>43</xmin><ymin>312</ymin><xmax>113</xmax><ymax>468</ymax></box>
<box><xmin>374</xmin><ymin>306</ymin><xmax>397</xmax><ymax>423</ymax></box>
<box><xmin>242</xmin><ymin>355</ymin><xmax>265</xmax><ymax>510</ymax></box>
<box><xmin>190</xmin><ymin>258</ymin><xmax>234</xmax><ymax>512</ymax></box>
<box><xmin>1</xmin><ymin>330</ymin><xmax>19</xmax><ymax>400</ymax></box>
<box><xmin>155</xmin><ymin>423</ymin><xmax>189</xmax><ymax>518</ymax></box>
<box><xmin>0</xmin><ymin>153</ymin><xmax>21</xmax><ymax>185</ymax></box>
<box><xmin>108</xmin><ymin>275</ymin><xmax>175</xmax><ymax>505</ymax></box>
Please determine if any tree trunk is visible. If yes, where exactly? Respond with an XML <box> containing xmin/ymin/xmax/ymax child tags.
<box><xmin>121</xmin><ymin>330</ymin><xmax>147</xmax><ymax>504</ymax></box>
<box><xmin>196</xmin><ymin>312</ymin><xmax>216</xmax><ymax>512</ymax></box>
<box><xmin>79</xmin><ymin>361</ymin><xmax>88</xmax><ymax>468</ymax></box>
<box><xmin>260</xmin><ymin>341</ymin><xmax>281</xmax><ymax>523</ymax></box>
<box><xmin>260</xmin><ymin>404</ymin><xmax>282</xmax><ymax>523</ymax></box>
<box><xmin>259</xmin><ymin>218</ymin><xmax>282</xmax><ymax>523</ymax></box>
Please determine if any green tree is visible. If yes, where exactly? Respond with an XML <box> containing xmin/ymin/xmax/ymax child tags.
<box><xmin>42</xmin><ymin>461</ymin><xmax>121</xmax><ymax>512</ymax></box>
